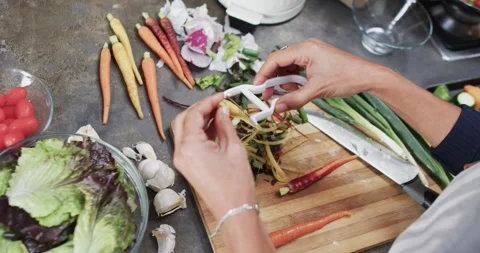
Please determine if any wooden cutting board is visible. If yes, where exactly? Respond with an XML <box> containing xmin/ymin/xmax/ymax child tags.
<box><xmin>171</xmin><ymin>103</ymin><xmax>440</xmax><ymax>253</ymax></box>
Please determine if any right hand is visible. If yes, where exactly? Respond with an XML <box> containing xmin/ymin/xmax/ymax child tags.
<box><xmin>254</xmin><ymin>38</ymin><xmax>393</xmax><ymax>113</ymax></box>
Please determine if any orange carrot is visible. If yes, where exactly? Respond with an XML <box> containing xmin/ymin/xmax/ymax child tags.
<box><xmin>142</xmin><ymin>52</ymin><xmax>166</xmax><ymax>141</ymax></box>
<box><xmin>159</xmin><ymin>15</ymin><xmax>195</xmax><ymax>86</ymax></box>
<box><xmin>279</xmin><ymin>155</ymin><xmax>357</xmax><ymax>196</ymax></box>
<box><xmin>99</xmin><ymin>42</ymin><xmax>111</xmax><ymax>125</ymax></box>
<box><xmin>136</xmin><ymin>24</ymin><xmax>192</xmax><ymax>89</ymax></box>
<box><xmin>270</xmin><ymin>211</ymin><xmax>352</xmax><ymax>248</ymax></box>
<box><xmin>142</xmin><ymin>13</ymin><xmax>186</xmax><ymax>82</ymax></box>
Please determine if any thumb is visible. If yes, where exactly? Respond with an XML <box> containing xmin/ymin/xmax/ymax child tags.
<box><xmin>215</xmin><ymin>105</ymin><xmax>240</xmax><ymax>150</ymax></box>
<box><xmin>275</xmin><ymin>82</ymin><xmax>318</xmax><ymax>113</ymax></box>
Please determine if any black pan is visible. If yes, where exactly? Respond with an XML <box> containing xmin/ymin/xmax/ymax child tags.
<box><xmin>443</xmin><ymin>0</ymin><xmax>480</xmax><ymax>24</ymax></box>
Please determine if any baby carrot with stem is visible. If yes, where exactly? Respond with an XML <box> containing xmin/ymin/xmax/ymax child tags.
<box><xmin>142</xmin><ymin>13</ymin><xmax>186</xmax><ymax>82</ymax></box>
<box><xmin>158</xmin><ymin>14</ymin><xmax>195</xmax><ymax>86</ymax></box>
<box><xmin>136</xmin><ymin>24</ymin><xmax>192</xmax><ymax>89</ymax></box>
<box><xmin>142</xmin><ymin>52</ymin><xmax>166</xmax><ymax>140</ymax></box>
<box><xmin>110</xmin><ymin>35</ymin><xmax>144</xmax><ymax>119</ymax></box>
<box><xmin>99</xmin><ymin>42</ymin><xmax>111</xmax><ymax>124</ymax></box>
<box><xmin>279</xmin><ymin>155</ymin><xmax>358</xmax><ymax>196</ymax></box>
<box><xmin>270</xmin><ymin>211</ymin><xmax>352</xmax><ymax>248</ymax></box>
<box><xmin>107</xmin><ymin>13</ymin><xmax>143</xmax><ymax>85</ymax></box>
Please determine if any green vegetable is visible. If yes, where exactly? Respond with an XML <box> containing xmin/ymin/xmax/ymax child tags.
<box><xmin>325</xmin><ymin>98</ymin><xmax>408</xmax><ymax>160</ymax></box>
<box><xmin>312</xmin><ymin>99</ymin><xmax>354</xmax><ymax>124</ymax></box>
<box><xmin>241</xmin><ymin>95</ymin><xmax>249</xmax><ymax>110</ymax></box>
<box><xmin>362</xmin><ymin>93</ymin><xmax>451</xmax><ymax>188</ymax></box>
<box><xmin>345</xmin><ymin>95</ymin><xmax>428</xmax><ymax>185</ymax></box>
<box><xmin>73</xmin><ymin>185</ymin><xmax>135</xmax><ymax>253</ymax></box>
<box><xmin>0</xmin><ymin>225</ymin><xmax>28</xmax><ymax>253</ymax></box>
<box><xmin>242</xmin><ymin>48</ymin><xmax>259</xmax><ymax>58</ymax></box>
<box><xmin>297</xmin><ymin>108</ymin><xmax>308</xmax><ymax>123</ymax></box>
<box><xmin>6</xmin><ymin>139</ymin><xmax>86</xmax><ymax>227</ymax></box>
<box><xmin>0</xmin><ymin>164</ymin><xmax>13</xmax><ymax>196</ymax></box>
<box><xmin>433</xmin><ymin>84</ymin><xmax>452</xmax><ymax>101</ymax></box>
<box><xmin>287</xmin><ymin>115</ymin><xmax>303</xmax><ymax>124</ymax></box>
<box><xmin>453</xmin><ymin>92</ymin><xmax>475</xmax><ymax>107</ymax></box>
<box><xmin>195</xmin><ymin>74</ymin><xmax>226</xmax><ymax>90</ymax></box>
<box><xmin>223</xmin><ymin>33</ymin><xmax>242</xmax><ymax>61</ymax></box>
<box><xmin>48</xmin><ymin>241</ymin><xmax>74</xmax><ymax>253</ymax></box>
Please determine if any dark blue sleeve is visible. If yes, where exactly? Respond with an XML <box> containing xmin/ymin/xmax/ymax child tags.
<box><xmin>431</xmin><ymin>107</ymin><xmax>480</xmax><ymax>175</ymax></box>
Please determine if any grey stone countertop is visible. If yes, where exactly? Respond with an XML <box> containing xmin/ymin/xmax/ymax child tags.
<box><xmin>1</xmin><ymin>0</ymin><xmax>479</xmax><ymax>252</ymax></box>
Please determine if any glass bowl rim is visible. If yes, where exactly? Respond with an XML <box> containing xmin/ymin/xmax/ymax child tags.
<box><xmin>0</xmin><ymin>132</ymin><xmax>149</xmax><ymax>253</ymax></box>
<box><xmin>351</xmin><ymin>0</ymin><xmax>434</xmax><ymax>50</ymax></box>
<box><xmin>1</xmin><ymin>67</ymin><xmax>54</xmax><ymax>134</ymax></box>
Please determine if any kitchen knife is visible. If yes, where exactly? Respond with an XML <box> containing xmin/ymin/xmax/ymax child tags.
<box><xmin>306</xmin><ymin>110</ymin><xmax>439</xmax><ymax>209</ymax></box>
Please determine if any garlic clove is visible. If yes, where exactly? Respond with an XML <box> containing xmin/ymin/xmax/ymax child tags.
<box><xmin>153</xmin><ymin>189</ymin><xmax>187</xmax><ymax>216</ymax></box>
<box><xmin>122</xmin><ymin>147</ymin><xmax>142</xmax><ymax>161</ymax></box>
<box><xmin>152</xmin><ymin>224</ymin><xmax>176</xmax><ymax>253</ymax></box>
<box><xmin>134</xmin><ymin>141</ymin><xmax>157</xmax><ymax>160</ymax></box>
<box><xmin>137</xmin><ymin>159</ymin><xmax>153</xmax><ymax>174</ymax></box>
<box><xmin>139</xmin><ymin>160</ymin><xmax>158</xmax><ymax>180</ymax></box>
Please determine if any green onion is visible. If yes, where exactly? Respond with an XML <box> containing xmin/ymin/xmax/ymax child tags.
<box><xmin>325</xmin><ymin>98</ymin><xmax>408</xmax><ymax>160</ymax></box>
<box><xmin>297</xmin><ymin>108</ymin><xmax>308</xmax><ymax>123</ymax></box>
<box><xmin>361</xmin><ymin>93</ymin><xmax>450</xmax><ymax>188</ymax></box>
<box><xmin>242</xmin><ymin>48</ymin><xmax>259</xmax><ymax>58</ymax></box>
<box><xmin>287</xmin><ymin>115</ymin><xmax>303</xmax><ymax>124</ymax></box>
<box><xmin>312</xmin><ymin>99</ymin><xmax>354</xmax><ymax>124</ymax></box>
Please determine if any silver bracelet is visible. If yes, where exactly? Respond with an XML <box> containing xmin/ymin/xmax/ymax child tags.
<box><xmin>209</xmin><ymin>203</ymin><xmax>260</xmax><ymax>239</ymax></box>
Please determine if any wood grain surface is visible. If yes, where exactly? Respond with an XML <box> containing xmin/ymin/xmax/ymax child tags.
<box><xmin>172</xmin><ymin>103</ymin><xmax>440</xmax><ymax>253</ymax></box>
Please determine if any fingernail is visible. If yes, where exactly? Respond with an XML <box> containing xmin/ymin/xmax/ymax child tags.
<box><xmin>275</xmin><ymin>103</ymin><xmax>288</xmax><ymax>113</ymax></box>
<box><xmin>221</xmin><ymin>105</ymin><xmax>230</xmax><ymax>116</ymax></box>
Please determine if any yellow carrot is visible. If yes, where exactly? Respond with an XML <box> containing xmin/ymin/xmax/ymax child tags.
<box><xmin>109</xmin><ymin>35</ymin><xmax>144</xmax><ymax>119</ymax></box>
<box><xmin>107</xmin><ymin>13</ymin><xmax>143</xmax><ymax>85</ymax></box>
<box><xmin>99</xmin><ymin>42</ymin><xmax>111</xmax><ymax>124</ymax></box>
<box><xmin>142</xmin><ymin>52</ymin><xmax>166</xmax><ymax>140</ymax></box>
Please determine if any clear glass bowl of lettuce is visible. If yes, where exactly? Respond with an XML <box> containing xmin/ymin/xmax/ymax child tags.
<box><xmin>0</xmin><ymin>133</ymin><xmax>149</xmax><ymax>253</ymax></box>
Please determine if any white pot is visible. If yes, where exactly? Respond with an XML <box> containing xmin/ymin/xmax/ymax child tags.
<box><xmin>218</xmin><ymin>0</ymin><xmax>306</xmax><ymax>25</ymax></box>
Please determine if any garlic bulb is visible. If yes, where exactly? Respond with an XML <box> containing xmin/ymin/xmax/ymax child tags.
<box><xmin>134</xmin><ymin>141</ymin><xmax>157</xmax><ymax>160</ymax></box>
<box><xmin>153</xmin><ymin>189</ymin><xmax>186</xmax><ymax>216</ymax></box>
<box><xmin>137</xmin><ymin>160</ymin><xmax>175</xmax><ymax>191</ymax></box>
<box><xmin>122</xmin><ymin>147</ymin><xmax>142</xmax><ymax>161</ymax></box>
<box><xmin>152</xmin><ymin>224</ymin><xmax>176</xmax><ymax>253</ymax></box>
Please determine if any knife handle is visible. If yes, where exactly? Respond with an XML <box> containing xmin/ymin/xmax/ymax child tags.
<box><xmin>401</xmin><ymin>177</ymin><xmax>439</xmax><ymax>209</ymax></box>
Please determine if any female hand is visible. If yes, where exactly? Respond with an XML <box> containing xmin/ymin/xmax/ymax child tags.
<box><xmin>172</xmin><ymin>93</ymin><xmax>256</xmax><ymax>220</ymax></box>
<box><xmin>254</xmin><ymin>38</ymin><xmax>393</xmax><ymax>113</ymax></box>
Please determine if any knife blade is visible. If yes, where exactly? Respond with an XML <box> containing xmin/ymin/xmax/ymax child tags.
<box><xmin>306</xmin><ymin>110</ymin><xmax>438</xmax><ymax>209</ymax></box>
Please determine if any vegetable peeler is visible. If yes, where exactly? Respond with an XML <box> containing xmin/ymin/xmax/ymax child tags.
<box><xmin>223</xmin><ymin>75</ymin><xmax>307</xmax><ymax>126</ymax></box>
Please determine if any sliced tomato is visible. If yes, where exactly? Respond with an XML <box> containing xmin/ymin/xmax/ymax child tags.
<box><xmin>15</xmin><ymin>99</ymin><xmax>35</xmax><ymax>118</ymax></box>
<box><xmin>4</xmin><ymin>131</ymin><xmax>24</xmax><ymax>148</ymax></box>
<box><xmin>8</xmin><ymin>117</ymin><xmax>39</xmax><ymax>137</ymax></box>
<box><xmin>5</xmin><ymin>87</ymin><xmax>28</xmax><ymax>105</ymax></box>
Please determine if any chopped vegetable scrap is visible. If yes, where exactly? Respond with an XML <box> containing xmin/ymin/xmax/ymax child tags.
<box><xmin>433</xmin><ymin>84</ymin><xmax>480</xmax><ymax>111</ymax></box>
<box><xmin>279</xmin><ymin>155</ymin><xmax>358</xmax><ymax>196</ymax></box>
<box><xmin>195</xmin><ymin>74</ymin><xmax>225</xmax><ymax>90</ymax></box>
<box><xmin>153</xmin><ymin>224</ymin><xmax>176</xmax><ymax>253</ymax></box>
<box><xmin>269</xmin><ymin>211</ymin><xmax>352</xmax><ymax>248</ymax></box>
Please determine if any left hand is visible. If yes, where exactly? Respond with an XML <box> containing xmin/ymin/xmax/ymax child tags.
<box><xmin>172</xmin><ymin>93</ymin><xmax>256</xmax><ymax>220</ymax></box>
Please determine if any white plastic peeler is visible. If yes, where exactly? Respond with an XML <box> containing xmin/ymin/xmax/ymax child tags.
<box><xmin>223</xmin><ymin>75</ymin><xmax>307</xmax><ymax>126</ymax></box>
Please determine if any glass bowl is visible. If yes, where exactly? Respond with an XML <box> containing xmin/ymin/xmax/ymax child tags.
<box><xmin>352</xmin><ymin>0</ymin><xmax>433</xmax><ymax>55</ymax></box>
<box><xmin>0</xmin><ymin>68</ymin><xmax>54</xmax><ymax>134</ymax></box>
<box><xmin>0</xmin><ymin>133</ymin><xmax>149</xmax><ymax>253</ymax></box>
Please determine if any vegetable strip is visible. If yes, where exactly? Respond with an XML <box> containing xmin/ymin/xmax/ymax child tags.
<box><xmin>270</xmin><ymin>211</ymin><xmax>352</xmax><ymax>248</ymax></box>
